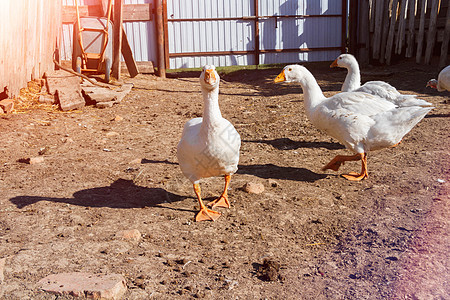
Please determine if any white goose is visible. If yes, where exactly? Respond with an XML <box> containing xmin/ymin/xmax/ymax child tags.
<box><xmin>274</xmin><ymin>64</ymin><xmax>433</xmax><ymax>181</ymax></box>
<box><xmin>177</xmin><ymin>65</ymin><xmax>241</xmax><ymax>221</ymax></box>
<box><xmin>331</xmin><ymin>54</ymin><xmax>432</xmax><ymax>107</ymax></box>
<box><xmin>427</xmin><ymin>65</ymin><xmax>450</xmax><ymax>92</ymax></box>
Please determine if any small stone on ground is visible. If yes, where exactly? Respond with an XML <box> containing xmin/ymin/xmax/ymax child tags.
<box><xmin>37</xmin><ymin>272</ymin><xmax>127</xmax><ymax>299</ymax></box>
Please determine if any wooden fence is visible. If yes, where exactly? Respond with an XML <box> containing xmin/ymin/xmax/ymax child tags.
<box><xmin>0</xmin><ymin>1</ymin><xmax>61</xmax><ymax>98</ymax></box>
<box><xmin>349</xmin><ymin>0</ymin><xmax>449</xmax><ymax>67</ymax></box>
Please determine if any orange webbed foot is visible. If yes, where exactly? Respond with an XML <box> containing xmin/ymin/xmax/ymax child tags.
<box><xmin>195</xmin><ymin>208</ymin><xmax>221</xmax><ymax>222</ymax></box>
<box><xmin>341</xmin><ymin>172</ymin><xmax>368</xmax><ymax>181</ymax></box>
<box><xmin>322</xmin><ymin>159</ymin><xmax>344</xmax><ymax>171</ymax></box>
<box><xmin>207</xmin><ymin>194</ymin><xmax>230</xmax><ymax>209</ymax></box>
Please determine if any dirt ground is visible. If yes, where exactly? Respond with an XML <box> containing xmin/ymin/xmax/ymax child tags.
<box><xmin>0</xmin><ymin>60</ymin><xmax>449</xmax><ymax>299</ymax></box>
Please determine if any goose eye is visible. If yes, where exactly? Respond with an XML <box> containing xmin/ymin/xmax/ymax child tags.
<box><xmin>288</xmin><ymin>68</ymin><xmax>292</xmax><ymax>71</ymax></box>
<box><xmin>339</xmin><ymin>57</ymin><xmax>342</xmax><ymax>59</ymax></box>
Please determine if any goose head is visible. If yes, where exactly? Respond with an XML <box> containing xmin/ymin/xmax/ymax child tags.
<box><xmin>426</xmin><ymin>79</ymin><xmax>438</xmax><ymax>89</ymax></box>
<box><xmin>274</xmin><ymin>64</ymin><xmax>308</xmax><ymax>83</ymax></box>
<box><xmin>330</xmin><ymin>54</ymin><xmax>357</xmax><ymax>68</ymax></box>
<box><xmin>200</xmin><ymin>65</ymin><xmax>220</xmax><ymax>90</ymax></box>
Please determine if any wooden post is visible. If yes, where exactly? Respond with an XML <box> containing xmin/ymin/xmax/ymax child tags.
<box><xmin>358</xmin><ymin>0</ymin><xmax>370</xmax><ymax>64</ymax></box>
<box><xmin>348</xmin><ymin>0</ymin><xmax>358</xmax><ymax>55</ymax></box>
<box><xmin>155</xmin><ymin>0</ymin><xmax>166</xmax><ymax>78</ymax></box>
<box><xmin>386</xmin><ymin>0</ymin><xmax>399</xmax><ymax>64</ymax></box>
<box><xmin>379</xmin><ymin>0</ymin><xmax>391</xmax><ymax>63</ymax></box>
<box><xmin>373</xmin><ymin>0</ymin><xmax>385</xmax><ymax>59</ymax></box>
<box><xmin>439</xmin><ymin>3</ymin><xmax>450</xmax><ymax>68</ymax></box>
<box><xmin>396</xmin><ymin>0</ymin><xmax>408</xmax><ymax>54</ymax></box>
<box><xmin>121</xmin><ymin>27</ymin><xmax>139</xmax><ymax>77</ymax></box>
<box><xmin>254</xmin><ymin>0</ymin><xmax>260</xmax><ymax>66</ymax></box>
<box><xmin>424</xmin><ymin>0</ymin><xmax>440</xmax><ymax>64</ymax></box>
<box><xmin>416</xmin><ymin>0</ymin><xmax>427</xmax><ymax>63</ymax></box>
<box><xmin>112</xmin><ymin>0</ymin><xmax>123</xmax><ymax>79</ymax></box>
<box><xmin>405</xmin><ymin>0</ymin><xmax>416</xmax><ymax>57</ymax></box>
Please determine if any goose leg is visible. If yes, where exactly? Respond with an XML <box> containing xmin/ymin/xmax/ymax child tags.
<box><xmin>193</xmin><ymin>183</ymin><xmax>221</xmax><ymax>222</ymax></box>
<box><xmin>322</xmin><ymin>153</ymin><xmax>364</xmax><ymax>171</ymax></box>
<box><xmin>207</xmin><ymin>175</ymin><xmax>231</xmax><ymax>209</ymax></box>
<box><xmin>341</xmin><ymin>153</ymin><xmax>368</xmax><ymax>181</ymax></box>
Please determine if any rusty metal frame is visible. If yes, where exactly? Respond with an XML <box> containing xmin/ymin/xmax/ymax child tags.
<box><xmin>163</xmin><ymin>0</ymin><xmax>347</xmax><ymax>69</ymax></box>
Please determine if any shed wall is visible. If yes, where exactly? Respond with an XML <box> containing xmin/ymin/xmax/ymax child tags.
<box><xmin>0</xmin><ymin>1</ymin><xmax>61</xmax><ymax>97</ymax></box>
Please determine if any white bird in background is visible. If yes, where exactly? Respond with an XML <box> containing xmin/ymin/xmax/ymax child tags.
<box><xmin>331</xmin><ymin>54</ymin><xmax>432</xmax><ymax>107</ymax></box>
<box><xmin>274</xmin><ymin>64</ymin><xmax>433</xmax><ymax>181</ymax></box>
<box><xmin>427</xmin><ymin>65</ymin><xmax>450</xmax><ymax>92</ymax></box>
<box><xmin>177</xmin><ymin>65</ymin><xmax>241</xmax><ymax>221</ymax></box>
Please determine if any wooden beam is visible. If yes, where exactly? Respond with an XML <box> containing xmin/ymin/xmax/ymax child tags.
<box><xmin>62</xmin><ymin>4</ymin><xmax>152</xmax><ymax>23</ymax></box>
<box><xmin>405</xmin><ymin>0</ymin><xmax>416</xmax><ymax>57</ymax></box>
<box><xmin>424</xmin><ymin>0</ymin><xmax>440</xmax><ymax>64</ymax></box>
<box><xmin>372</xmin><ymin>0</ymin><xmax>385</xmax><ymax>59</ymax></box>
<box><xmin>379</xmin><ymin>0</ymin><xmax>391</xmax><ymax>63</ymax></box>
<box><xmin>416</xmin><ymin>0</ymin><xmax>427</xmax><ymax>63</ymax></box>
<box><xmin>112</xmin><ymin>0</ymin><xmax>123</xmax><ymax>79</ymax></box>
<box><xmin>386</xmin><ymin>0</ymin><xmax>399</xmax><ymax>64</ymax></box>
<box><xmin>121</xmin><ymin>26</ymin><xmax>139</xmax><ymax>77</ymax></box>
<box><xmin>155</xmin><ymin>0</ymin><xmax>166</xmax><ymax>78</ymax></box>
<box><xmin>396</xmin><ymin>0</ymin><xmax>408</xmax><ymax>54</ymax></box>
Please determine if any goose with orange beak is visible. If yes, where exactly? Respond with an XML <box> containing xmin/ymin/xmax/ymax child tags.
<box><xmin>275</xmin><ymin>64</ymin><xmax>432</xmax><ymax>181</ymax></box>
<box><xmin>330</xmin><ymin>54</ymin><xmax>431</xmax><ymax>107</ymax></box>
<box><xmin>177</xmin><ymin>65</ymin><xmax>241</xmax><ymax>221</ymax></box>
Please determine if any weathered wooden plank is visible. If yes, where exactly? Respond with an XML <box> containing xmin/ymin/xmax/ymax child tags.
<box><xmin>405</xmin><ymin>0</ymin><xmax>417</xmax><ymax>57</ymax></box>
<box><xmin>372</xmin><ymin>0</ymin><xmax>385</xmax><ymax>59</ymax></box>
<box><xmin>358</xmin><ymin>0</ymin><xmax>370</xmax><ymax>64</ymax></box>
<box><xmin>0</xmin><ymin>0</ymin><xmax>61</xmax><ymax>97</ymax></box>
<box><xmin>424</xmin><ymin>0</ymin><xmax>440</xmax><ymax>64</ymax></box>
<box><xmin>62</xmin><ymin>4</ymin><xmax>152</xmax><ymax>23</ymax></box>
<box><xmin>416</xmin><ymin>0</ymin><xmax>427</xmax><ymax>63</ymax></box>
<box><xmin>379</xmin><ymin>0</ymin><xmax>392</xmax><ymax>63</ymax></box>
<box><xmin>386</xmin><ymin>0</ymin><xmax>400</xmax><ymax>64</ymax></box>
<box><xmin>439</xmin><ymin>3</ymin><xmax>450</xmax><ymax>68</ymax></box>
<box><xmin>396</xmin><ymin>0</ymin><xmax>409</xmax><ymax>54</ymax></box>
<box><xmin>121</xmin><ymin>26</ymin><xmax>139</xmax><ymax>78</ymax></box>
<box><xmin>369</xmin><ymin>0</ymin><xmax>375</xmax><ymax>33</ymax></box>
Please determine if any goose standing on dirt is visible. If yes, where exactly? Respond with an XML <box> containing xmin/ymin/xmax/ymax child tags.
<box><xmin>177</xmin><ymin>65</ymin><xmax>241</xmax><ymax>221</ymax></box>
<box><xmin>274</xmin><ymin>64</ymin><xmax>433</xmax><ymax>181</ymax></box>
<box><xmin>427</xmin><ymin>65</ymin><xmax>450</xmax><ymax>92</ymax></box>
<box><xmin>331</xmin><ymin>54</ymin><xmax>431</xmax><ymax>107</ymax></box>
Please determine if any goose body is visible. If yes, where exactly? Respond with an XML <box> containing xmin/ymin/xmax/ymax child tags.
<box><xmin>275</xmin><ymin>64</ymin><xmax>433</xmax><ymax>181</ymax></box>
<box><xmin>177</xmin><ymin>65</ymin><xmax>241</xmax><ymax>221</ymax></box>
<box><xmin>331</xmin><ymin>54</ymin><xmax>432</xmax><ymax>107</ymax></box>
<box><xmin>427</xmin><ymin>65</ymin><xmax>450</xmax><ymax>92</ymax></box>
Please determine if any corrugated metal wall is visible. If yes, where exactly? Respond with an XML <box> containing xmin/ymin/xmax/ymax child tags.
<box><xmin>166</xmin><ymin>0</ymin><xmax>256</xmax><ymax>68</ymax></box>
<box><xmin>60</xmin><ymin>0</ymin><xmax>344</xmax><ymax>70</ymax></box>
<box><xmin>0</xmin><ymin>0</ymin><xmax>61</xmax><ymax>97</ymax></box>
<box><xmin>167</xmin><ymin>0</ymin><xmax>344</xmax><ymax>69</ymax></box>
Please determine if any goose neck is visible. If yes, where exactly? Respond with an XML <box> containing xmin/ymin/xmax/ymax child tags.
<box><xmin>342</xmin><ymin>60</ymin><xmax>361</xmax><ymax>92</ymax></box>
<box><xmin>298</xmin><ymin>71</ymin><xmax>325</xmax><ymax>110</ymax></box>
<box><xmin>201</xmin><ymin>87</ymin><xmax>222</xmax><ymax>125</ymax></box>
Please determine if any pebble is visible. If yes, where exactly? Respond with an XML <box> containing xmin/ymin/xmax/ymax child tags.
<box><xmin>37</xmin><ymin>272</ymin><xmax>127</xmax><ymax>299</ymax></box>
<box><xmin>27</xmin><ymin>157</ymin><xmax>45</xmax><ymax>164</ymax></box>
<box><xmin>115</xmin><ymin>229</ymin><xmax>141</xmax><ymax>243</ymax></box>
<box><xmin>243</xmin><ymin>182</ymin><xmax>265</xmax><ymax>194</ymax></box>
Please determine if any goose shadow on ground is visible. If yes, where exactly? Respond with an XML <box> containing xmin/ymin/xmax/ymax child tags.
<box><xmin>237</xmin><ymin>163</ymin><xmax>327</xmax><ymax>182</ymax></box>
<box><xmin>10</xmin><ymin>178</ymin><xmax>187</xmax><ymax>211</ymax></box>
<box><xmin>243</xmin><ymin>137</ymin><xmax>345</xmax><ymax>151</ymax></box>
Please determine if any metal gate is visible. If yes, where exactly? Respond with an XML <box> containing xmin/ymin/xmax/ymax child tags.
<box><xmin>164</xmin><ymin>0</ymin><xmax>346</xmax><ymax>69</ymax></box>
